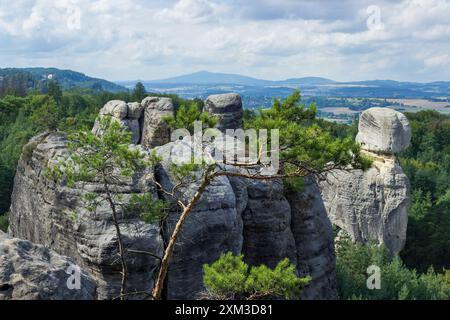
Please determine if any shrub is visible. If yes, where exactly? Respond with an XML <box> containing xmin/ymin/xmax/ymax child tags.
<box><xmin>163</xmin><ymin>103</ymin><xmax>218</xmax><ymax>134</ymax></box>
<box><xmin>203</xmin><ymin>252</ymin><xmax>310</xmax><ymax>300</ymax></box>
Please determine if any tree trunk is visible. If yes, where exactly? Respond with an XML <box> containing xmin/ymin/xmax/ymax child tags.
<box><xmin>104</xmin><ymin>182</ymin><xmax>128</xmax><ymax>300</ymax></box>
<box><xmin>152</xmin><ymin>175</ymin><xmax>211</xmax><ymax>300</ymax></box>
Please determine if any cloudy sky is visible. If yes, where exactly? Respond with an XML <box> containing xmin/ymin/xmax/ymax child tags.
<box><xmin>1</xmin><ymin>0</ymin><xmax>450</xmax><ymax>82</ymax></box>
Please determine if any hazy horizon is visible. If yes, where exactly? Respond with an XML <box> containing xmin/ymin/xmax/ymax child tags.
<box><xmin>2</xmin><ymin>0</ymin><xmax>450</xmax><ymax>82</ymax></box>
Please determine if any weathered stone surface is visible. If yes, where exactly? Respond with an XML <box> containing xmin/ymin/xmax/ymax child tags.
<box><xmin>356</xmin><ymin>107</ymin><xmax>411</xmax><ymax>154</ymax></box>
<box><xmin>204</xmin><ymin>93</ymin><xmax>243</xmax><ymax>132</ymax></box>
<box><xmin>320</xmin><ymin>153</ymin><xmax>409</xmax><ymax>255</ymax></box>
<box><xmin>8</xmin><ymin>133</ymin><xmax>163</xmax><ymax>299</ymax></box>
<box><xmin>0</xmin><ymin>231</ymin><xmax>97</xmax><ymax>300</ymax></box>
<box><xmin>226</xmin><ymin>171</ymin><xmax>337</xmax><ymax>299</ymax></box>
<box><xmin>121</xmin><ymin>119</ymin><xmax>141</xmax><ymax>144</ymax></box>
<box><xmin>154</xmin><ymin>139</ymin><xmax>243</xmax><ymax>299</ymax></box>
<box><xmin>100</xmin><ymin>100</ymin><xmax>128</xmax><ymax>119</ymax></box>
<box><xmin>127</xmin><ymin>102</ymin><xmax>144</xmax><ymax>119</ymax></box>
<box><xmin>141</xmin><ymin>97</ymin><xmax>174</xmax><ymax>148</ymax></box>
<box><xmin>93</xmin><ymin>100</ymin><xmax>142</xmax><ymax>144</ymax></box>
<box><xmin>320</xmin><ymin>108</ymin><xmax>410</xmax><ymax>255</ymax></box>
<box><xmin>286</xmin><ymin>177</ymin><xmax>337</xmax><ymax>299</ymax></box>
<box><xmin>239</xmin><ymin>178</ymin><xmax>297</xmax><ymax>268</ymax></box>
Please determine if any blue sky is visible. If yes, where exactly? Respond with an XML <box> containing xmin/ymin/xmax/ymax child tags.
<box><xmin>1</xmin><ymin>0</ymin><xmax>450</xmax><ymax>82</ymax></box>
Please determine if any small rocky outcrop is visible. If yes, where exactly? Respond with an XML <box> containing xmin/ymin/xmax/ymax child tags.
<box><xmin>0</xmin><ymin>231</ymin><xmax>97</xmax><ymax>300</ymax></box>
<box><xmin>141</xmin><ymin>97</ymin><xmax>174</xmax><ymax>148</ymax></box>
<box><xmin>320</xmin><ymin>108</ymin><xmax>410</xmax><ymax>255</ymax></box>
<box><xmin>203</xmin><ymin>93</ymin><xmax>243</xmax><ymax>132</ymax></box>
<box><xmin>92</xmin><ymin>100</ymin><xmax>143</xmax><ymax>144</ymax></box>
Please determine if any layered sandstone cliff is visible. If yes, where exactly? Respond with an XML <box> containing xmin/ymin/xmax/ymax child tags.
<box><xmin>7</xmin><ymin>96</ymin><xmax>409</xmax><ymax>300</ymax></box>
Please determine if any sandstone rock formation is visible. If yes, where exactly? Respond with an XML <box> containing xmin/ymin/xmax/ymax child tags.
<box><xmin>239</xmin><ymin>178</ymin><xmax>297</xmax><ymax>268</ymax></box>
<box><xmin>320</xmin><ymin>108</ymin><xmax>410</xmax><ymax>255</ymax></box>
<box><xmin>154</xmin><ymin>139</ymin><xmax>243</xmax><ymax>299</ymax></box>
<box><xmin>141</xmin><ymin>97</ymin><xmax>174</xmax><ymax>148</ymax></box>
<box><xmin>203</xmin><ymin>93</ymin><xmax>243</xmax><ymax>132</ymax></box>
<box><xmin>232</xmin><ymin>175</ymin><xmax>337</xmax><ymax>299</ymax></box>
<box><xmin>0</xmin><ymin>231</ymin><xmax>96</xmax><ymax>300</ymax></box>
<box><xmin>93</xmin><ymin>100</ymin><xmax>143</xmax><ymax>144</ymax></box>
<box><xmin>8</xmin><ymin>93</ymin><xmax>340</xmax><ymax>300</ymax></box>
<box><xmin>92</xmin><ymin>97</ymin><xmax>175</xmax><ymax>147</ymax></box>
<box><xmin>286</xmin><ymin>177</ymin><xmax>338</xmax><ymax>299</ymax></box>
<box><xmin>8</xmin><ymin>133</ymin><xmax>163</xmax><ymax>299</ymax></box>
<box><xmin>153</xmin><ymin>139</ymin><xmax>337</xmax><ymax>299</ymax></box>
<box><xmin>356</xmin><ymin>107</ymin><xmax>411</xmax><ymax>154</ymax></box>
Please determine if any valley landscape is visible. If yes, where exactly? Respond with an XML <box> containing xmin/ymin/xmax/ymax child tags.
<box><xmin>121</xmin><ymin>71</ymin><xmax>450</xmax><ymax>123</ymax></box>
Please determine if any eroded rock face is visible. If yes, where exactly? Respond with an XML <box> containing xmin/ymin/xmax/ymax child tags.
<box><xmin>141</xmin><ymin>97</ymin><xmax>174</xmax><ymax>148</ymax></box>
<box><xmin>286</xmin><ymin>178</ymin><xmax>337</xmax><ymax>299</ymax></box>
<box><xmin>239</xmin><ymin>179</ymin><xmax>297</xmax><ymax>268</ymax></box>
<box><xmin>8</xmin><ymin>95</ymin><xmax>341</xmax><ymax>300</ymax></box>
<box><xmin>92</xmin><ymin>97</ymin><xmax>175</xmax><ymax>147</ymax></box>
<box><xmin>320</xmin><ymin>107</ymin><xmax>410</xmax><ymax>255</ymax></box>
<box><xmin>8</xmin><ymin>133</ymin><xmax>163</xmax><ymax>299</ymax></box>
<box><xmin>0</xmin><ymin>231</ymin><xmax>97</xmax><ymax>300</ymax></box>
<box><xmin>320</xmin><ymin>154</ymin><xmax>409</xmax><ymax>255</ymax></box>
<box><xmin>227</xmin><ymin>168</ymin><xmax>336</xmax><ymax>299</ymax></box>
<box><xmin>93</xmin><ymin>100</ymin><xmax>142</xmax><ymax>144</ymax></box>
<box><xmin>356</xmin><ymin>108</ymin><xmax>411</xmax><ymax>154</ymax></box>
<box><xmin>204</xmin><ymin>93</ymin><xmax>243</xmax><ymax>132</ymax></box>
<box><xmin>152</xmin><ymin>138</ymin><xmax>336</xmax><ymax>299</ymax></box>
<box><xmin>154</xmin><ymin>139</ymin><xmax>243</xmax><ymax>299</ymax></box>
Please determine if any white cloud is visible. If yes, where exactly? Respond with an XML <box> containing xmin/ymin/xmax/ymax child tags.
<box><xmin>0</xmin><ymin>0</ymin><xmax>450</xmax><ymax>82</ymax></box>
<box><xmin>423</xmin><ymin>54</ymin><xmax>450</xmax><ymax>68</ymax></box>
<box><xmin>155</xmin><ymin>0</ymin><xmax>224</xmax><ymax>23</ymax></box>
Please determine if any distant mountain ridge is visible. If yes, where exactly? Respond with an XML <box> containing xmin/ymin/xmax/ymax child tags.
<box><xmin>138</xmin><ymin>71</ymin><xmax>336</xmax><ymax>86</ymax></box>
<box><xmin>121</xmin><ymin>70</ymin><xmax>450</xmax><ymax>89</ymax></box>
<box><xmin>118</xmin><ymin>71</ymin><xmax>450</xmax><ymax>104</ymax></box>
<box><xmin>0</xmin><ymin>67</ymin><xmax>127</xmax><ymax>93</ymax></box>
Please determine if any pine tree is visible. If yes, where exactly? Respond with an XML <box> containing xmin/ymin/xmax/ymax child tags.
<box><xmin>163</xmin><ymin>103</ymin><xmax>218</xmax><ymax>134</ymax></box>
<box><xmin>203</xmin><ymin>252</ymin><xmax>310</xmax><ymax>300</ymax></box>
<box><xmin>48</xmin><ymin>80</ymin><xmax>63</xmax><ymax>105</ymax></box>
<box><xmin>132</xmin><ymin>82</ymin><xmax>146</xmax><ymax>102</ymax></box>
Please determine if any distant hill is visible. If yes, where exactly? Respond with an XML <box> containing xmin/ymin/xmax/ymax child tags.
<box><xmin>117</xmin><ymin>71</ymin><xmax>450</xmax><ymax>106</ymax></box>
<box><xmin>0</xmin><ymin>67</ymin><xmax>127</xmax><ymax>94</ymax></box>
<box><xmin>137</xmin><ymin>71</ymin><xmax>335</xmax><ymax>87</ymax></box>
<box><xmin>143</xmin><ymin>71</ymin><xmax>273</xmax><ymax>86</ymax></box>
<box><xmin>281</xmin><ymin>76</ymin><xmax>336</xmax><ymax>86</ymax></box>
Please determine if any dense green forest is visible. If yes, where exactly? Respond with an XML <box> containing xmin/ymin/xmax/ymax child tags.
<box><xmin>399</xmin><ymin>111</ymin><xmax>450</xmax><ymax>272</ymax></box>
<box><xmin>0</xmin><ymin>68</ymin><xmax>126</xmax><ymax>95</ymax></box>
<box><xmin>0</xmin><ymin>83</ymin><xmax>448</xmax><ymax>299</ymax></box>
